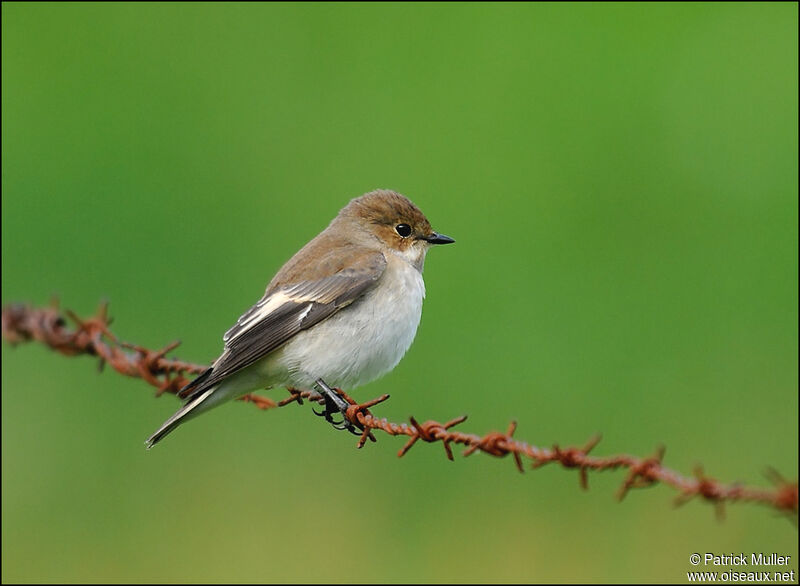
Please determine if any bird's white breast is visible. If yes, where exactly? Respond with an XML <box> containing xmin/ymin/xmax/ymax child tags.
<box><xmin>276</xmin><ymin>255</ymin><xmax>426</xmax><ymax>390</ymax></box>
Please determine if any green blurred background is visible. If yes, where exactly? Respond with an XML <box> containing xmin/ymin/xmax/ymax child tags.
<box><xmin>2</xmin><ymin>2</ymin><xmax>797</xmax><ymax>583</ymax></box>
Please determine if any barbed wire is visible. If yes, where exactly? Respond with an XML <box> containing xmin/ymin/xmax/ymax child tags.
<box><xmin>2</xmin><ymin>300</ymin><xmax>797</xmax><ymax>519</ymax></box>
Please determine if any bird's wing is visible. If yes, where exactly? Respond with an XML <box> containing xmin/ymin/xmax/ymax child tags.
<box><xmin>180</xmin><ymin>252</ymin><xmax>387</xmax><ymax>401</ymax></box>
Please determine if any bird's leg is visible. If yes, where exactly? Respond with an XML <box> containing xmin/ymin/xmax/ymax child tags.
<box><xmin>312</xmin><ymin>378</ymin><xmax>361</xmax><ymax>436</ymax></box>
<box><xmin>314</xmin><ymin>378</ymin><xmax>349</xmax><ymax>414</ymax></box>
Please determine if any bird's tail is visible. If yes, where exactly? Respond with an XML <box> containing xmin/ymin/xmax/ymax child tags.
<box><xmin>145</xmin><ymin>385</ymin><xmax>218</xmax><ymax>449</ymax></box>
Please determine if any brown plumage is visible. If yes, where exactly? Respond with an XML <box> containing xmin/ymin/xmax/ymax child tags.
<box><xmin>268</xmin><ymin>190</ymin><xmax>434</xmax><ymax>290</ymax></box>
<box><xmin>146</xmin><ymin>189</ymin><xmax>453</xmax><ymax>448</ymax></box>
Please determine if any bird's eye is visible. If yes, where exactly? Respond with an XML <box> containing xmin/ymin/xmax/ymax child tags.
<box><xmin>395</xmin><ymin>223</ymin><xmax>412</xmax><ymax>237</ymax></box>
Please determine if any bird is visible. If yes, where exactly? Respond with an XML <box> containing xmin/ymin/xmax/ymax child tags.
<box><xmin>145</xmin><ymin>189</ymin><xmax>454</xmax><ymax>448</ymax></box>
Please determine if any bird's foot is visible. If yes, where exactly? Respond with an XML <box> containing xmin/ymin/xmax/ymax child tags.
<box><xmin>312</xmin><ymin>379</ymin><xmax>362</xmax><ymax>436</ymax></box>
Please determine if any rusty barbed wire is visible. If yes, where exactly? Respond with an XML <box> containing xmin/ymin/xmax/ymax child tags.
<box><xmin>2</xmin><ymin>300</ymin><xmax>797</xmax><ymax>519</ymax></box>
<box><xmin>1</xmin><ymin>300</ymin><xmax>279</xmax><ymax>409</ymax></box>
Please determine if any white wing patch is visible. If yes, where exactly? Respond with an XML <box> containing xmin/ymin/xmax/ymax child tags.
<box><xmin>223</xmin><ymin>289</ymin><xmax>326</xmax><ymax>344</ymax></box>
<box><xmin>224</xmin><ymin>291</ymin><xmax>291</xmax><ymax>343</ymax></box>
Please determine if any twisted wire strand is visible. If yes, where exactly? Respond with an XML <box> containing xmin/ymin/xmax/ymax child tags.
<box><xmin>2</xmin><ymin>300</ymin><xmax>796</xmax><ymax>518</ymax></box>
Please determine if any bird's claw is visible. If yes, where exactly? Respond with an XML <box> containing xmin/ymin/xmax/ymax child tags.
<box><xmin>312</xmin><ymin>404</ymin><xmax>343</xmax><ymax>426</ymax></box>
<box><xmin>333</xmin><ymin>419</ymin><xmax>362</xmax><ymax>436</ymax></box>
<box><xmin>311</xmin><ymin>381</ymin><xmax>362</xmax><ymax>436</ymax></box>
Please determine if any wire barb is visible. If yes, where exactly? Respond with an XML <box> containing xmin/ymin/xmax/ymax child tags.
<box><xmin>2</xmin><ymin>300</ymin><xmax>797</xmax><ymax>520</ymax></box>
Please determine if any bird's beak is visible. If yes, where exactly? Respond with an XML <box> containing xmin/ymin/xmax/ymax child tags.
<box><xmin>424</xmin><ymin>232</ymin><xmax>455</xmax><ymax>245</ymax></box>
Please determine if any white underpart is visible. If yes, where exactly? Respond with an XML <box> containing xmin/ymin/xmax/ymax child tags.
<box><xmin>272</xmin><ymin>252</ymin><xmax>426</xmax><ymax>390</ymax></box>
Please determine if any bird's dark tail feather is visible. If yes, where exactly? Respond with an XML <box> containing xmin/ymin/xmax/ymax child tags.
<box><xmin>177</xmin><ymin>366</ymin><xmax>214</xmax><ymax>400</ymax></box>
<box><xmin>145</xmin><ymin>385</ymin><xmax>217</xmax><ymax>449</ymax></box>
